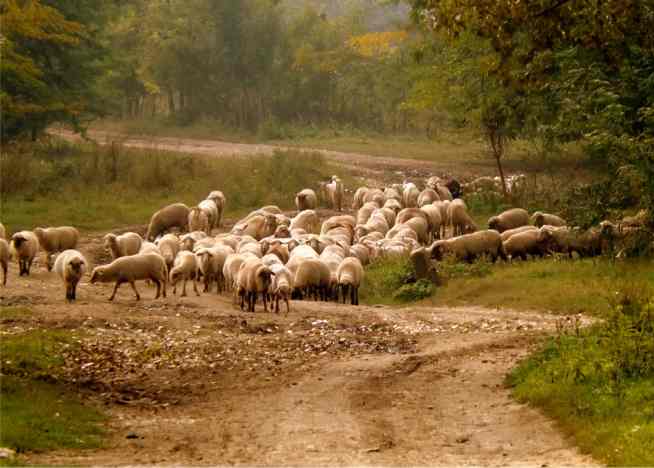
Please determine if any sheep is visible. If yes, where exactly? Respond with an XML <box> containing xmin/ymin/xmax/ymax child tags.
<box><xmin>336</xmin><ymin>257</ymin><xmax>364</xmax><ymax>305</ymax></box>
<box><xmin>270</xmin><ymin>263</ymin><xmax>293</xmax><ymax>313</ymax></box>
<box><xmin>431</xmin><ymin>230</ymin><xmax>506</xmax><ymax>263</ymax></box>
<box><xmin>293</xmin><ymin>258</ymin><xmax>331</xmax><ymax>301</ymax></box>
<box><xmin>170</xmin><ymin>251</ymin><xmax>200</xmax><ymax>297</ymax></box>
<box><xmin>236</xmin><ymin>258</ymin><xmax>274</xmax><ymax>312</ymax></box>
<box><xmin>146</xmin><ymin>203</ymin><xmax>190</xmax><ymax>241</ymax></box>
<box><xmin>426</xmin><ymin>176</ymin><xmax>442</xmax><ymax>190</ymax></box>
<box><xmin>10</xmin><ymin>231</ymin><xmax>39</xmax><ymax>276</ymax></box>
<box><xmin>104</xmin><ymin>232</ymin><xmax>143</xmax><ymax>259</ymax></box>
<box><xmin>417</xmin><ymin>188</ymin><xmax>440</xmax><ymax>207</ymax></box>
<box><xmin>33</xmin><ymin>226</ymin><xmax>79</xmax><ymax>271</ymax></box>
<box><xmin>232</xmin><ymin>214</ymin><xmax>277</xmax><ymax>240</ymax></box>
<box><xmin>193</xmin><ymin>237</ymin><xmax>217</xmax><ymax>252</ymax></box>
<box><xmin>433</xmin><ymin>201</ymin><xmax>451</xmax><ymax>238</ymax></box>
<box><xmin>383</xmin><ymin>198</ymin><xmax>402</xmax><ymax>213</ymax></box>
<box><xmin>199</xmin><ymin>199</ymin><xmax>219</xmax><ymax>230</ymax></box>
<box><xmin>444</xmin><ymin>177</ymin><xmax>462</xmax><ymax>199</ymax></box>
<box><xmin>223</xmin><ymin>253</ymin><xmax>252</xmax><ymax>293</ymax></box>
<box><xmin>139</xmin><ymin>241</ymin><xmax>163</xmax><ymax>257</ymax></box>
<box><xmin>502</xmin><ymin>229</ymin><xmax>551</xmax><ymax>261</ymax></box>
<box><xmin>0</xmin><ymin>222</ymin><xmax>6</xmax><ymax>240</ymax></box>
<box><xmin>500</xmin><ymin>225</ymin><xmax>539</xmax><ymax>242</ymax></box>
<box><xmin>363</xmin><ymin>188</ymin><xmax>386</xmax><ymax>207</ymax></box>
<box><xmin>207</xmin><ymin>190</ymin><xmax>226</xmax><ymax>227</ymax></box>
<box><xmin>488</xmin><ymin>208</ymin><xmax>530</xmax><ymax>233</ymax></box>
<box><xmin>0</xmin><ymin>239</ymin><xmax>9</xmax><ymax>286</ymax></box>
<box><xmin>188</xmin><ymin>207</ymin><xmax>211</xmax><ymax>234</ymax></box>
<box><xmin>295</xmin><ymin>189</ymin><xmax>318</xmax><ymax>211</ymax></box>
<box><xmin>266</xmin><ymin>242</ymin><xmax>290</xmax><ymax>264</ymax></box>
<box><xmin>349</xmin><ymin>243</ymin><xmax>371</xmax><ymax>266</ymax></box>
<box><xmin>352</xmin><ymin>187</ymin><xmax>370</xmax><ymax>210</ymax></box>
<box><xmin>290</xmin><ymin>210</ymin><xmax>320</xmax><ymax>234</ymax></box>
<box><xmin>179</xmin><ymin>231</ymin><xmax>207</xmax><ymax>251</ymax></box>
<box><xmin>196</xmin><ymin>245</ymin><xmax>233</xmax><ymax>293</ymax></box>
<box><xmin>531</xmin><ymin>211</ymin><xmax>566</xmax><ymax>228</ymax></box>
<box><xmin>53</xmin><ymin>250</ymin><xmax>88</xmax><ymax>302</ymax></box>
<box><xmin>447</xmin><ymin>199</ymin><xmax>477</xmax><ymax>236</ymax></box>
<box><xmin>321</xmin><ymin>215</ymin><xmax>356</xmax><ymax>236</ymax></box>
<box><xmin>420</xmin><ymin>204</ymin><xmax>443</xmax><ymax>242</ymax></box>
<box><xmin>398</xmin><ymin>217</ymin><xmax>429</xmax><ymax>245</ymax></box>
<box><xmin>325</xmin><ymin>176</ymin><xmax>344</xmax><ymax>211</ymax></box>
<box><xmin>155</xmin><ymin>234</ymin><xmax>180</xmax><ymax>270</ymax></box>
<box><xmin>320</xmin><ymin>244</ymin><xmax>348</xmax><ymax>298</ymax></box>
<box><xmin>435</xmin><ymin>184</ymin><xmax>453</xmax><ymax>201</ymax></box>
<box><xmin>356</xmin><ymin>202</ymin><xmax>378</xmax><ymax>225</ymax></box>
<box><xmin>383</xmin><ymin>187</ymin><xmax>402</xmax><ymax>203</ymax></box>
<box><xmin>355</xmin><ymin>210</ymin><xmax>390</xmax><ymax>241</ymax></box>
<box><xmin>90</xmin><ymin>253</ymin><xmax>167</xmax><ymax>301</ymax></box>
<box><xmin>463</xmin><ymin>176</ymin><xmax>497</xmax><ymax>193</ymax></box>
<box><xmin>402</xmin><ymin>182</ymin><xmax>419</xmax><ymax>208</ymax></box>
<box><xmin>539</xmin><ymin>226</ymin><xmax>603</xmax><ymax>258</ymax></box>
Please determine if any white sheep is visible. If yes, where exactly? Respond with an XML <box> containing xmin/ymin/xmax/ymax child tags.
<box><xmin>104</xmin><ymin>232</ymin><xmax>143</xmax><ymax>259</ymax></box>
<box><xmin>53</xmin><ymin>249</ymin><xmax>88</xmax><ymax>302</ymax></box>
<box><xmin>10</xmin><ymin>231</ymin><xmax>39</xmax><ymax>276</ymax></box>
<box><xmin>417</xmin><ymin>188</ymin><xmax>440</xmax><ymax>207</ymax></box>
<box><xmin>155</xmin><ymin>233</ymin><xmax>180</xmax><ymax>270</ymax></box>
<box><xmin>435</xmin><ymin>184</ymin><xmax>453</xmax><ymax>201</ymax></box>
<box><xmin>295</xmin><ymin>189</ymin><xmax>318</xmax><ymax>211</ymax></box>
<box><xmin>336</xmin><ymin>257</ymin><xmax>364</xmax><ymax>305</ymax></box>
<box><xmin>500</xmin><ymin>225</ymin><xmax>539</xmax><ymax>242</ymax></box>
<box><xmin>431</xmin><ymin>230</ymin><xmax>506</xmax><ymax>263</ymax></box>
<box><xmin>232</xmin><ymin>213</ymin><xmax>277</xmax><ymax>240</ymax></box>
<box><xmin>531</xmin><ymin>211</ymin><xmax>566</xmax><ymax>228</ymax></box>
<box><xmin>223</xmin><ymin>252</ymin><xmax>257</xmax><ymax>294</ymax></box>
<box><xmin>503</xmin><ymin>229</ymin><xmax>551</xmax><ymax>261</ymax></box>
<box><xmin>0</xmin><ymin>239</ymin><xmax>10</xmax><ymax>286</ymax></box>
<box><xmin>188</xmin><ymin>206</ymin><xmax>211</xmax><ymax>234</ymax></box>
<box><xmin>139</xmin><ymin>241</ymin><xmax>163</xmax><ymax>257</ymax></box>
<box><xmin>325</xmin><ymin>176</ymin><xmax>344</xmax><ymax>211</ymax></box>
<box><xmin>170</xmin><ymin>251</ymin><xmax>200</xmax><ymax>297</ymax></box>
<box><xmin>402</xmin><ymin>182</ymin><xmax>419</xmax><ymax>208</ymax></box>
<box><xmin>199</xmin><ymin>199</ymin><xmax>219</xmax><ymax>231</ymax></box>
<box><xmin>146</xmin><ymin>203</ymin><xmax>190</xmax><ymax>241</ymax></box>
<box><xmin>90</xmin><ymin>253</ymin><xmax>167</xmax><ymax>301</ymax></box>
<box><xmin>363</xmin><ymin>188</ymin><xmax>386</xmax><ymax>207</ymax></box>
<box><xmin>420</xmin><ymin>204</ymin><xmax>443</xmax><ymax>242</ymax></box>
<box><xmin>293</xmin><ymin>258</ymin><xmax>331</xmax><ymax>301</ymax></box>
<box><xmin>236</xmin><ymin>258</ymin><xmax>274</xmax><ymax>312</ymax></box>
<box><xmin>179</xmin><ymin>231</ymin><xmax>208</xmax><ymax>251</ymax></box>
<box><xmin>0</xmin><ymin>222</ymin><xmax>6</xmax><ymax>240</ymax></box>
<box><xmin>196</xmin><ymin>244</ymin><xmax>233</xmax><ymax>293</ymax></box>
<box><xmin>488</xmin><ymin>208</ymin><xmax>530</xmax><ymax>233</ymax></box>
<box><xmin>352</xmin><ymin>187</ymin><xmax>370</xmax><ymax>210</ymax></box>
<box><xmin>447</xmin><ymin>199</ymin><xmax>477</xmax><ymax>236</ymax></box>
<box><xmin>207</xmin><ymin>190</ymin><xmax>226</xmax><ymax>227</ymax></box>
<box><xmin>33</xmin><ymin>226</ymin><xmax>79</xmax><ymax>271</ymax></box>
<box><xmin>270</xmin><ymin>263</ymin><xmax>293</xmax><ymax>313</ymax></box>
<box><xmin>290</xmin><ymin>210</ymin><xmax>320</xmax><ymax>234</ymax></box>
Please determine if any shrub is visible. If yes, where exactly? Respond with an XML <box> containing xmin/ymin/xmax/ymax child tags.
<box><xmin>392</xmin><ymin>279</ymin><xmax>434</xmax><ymax>302</ymax></box>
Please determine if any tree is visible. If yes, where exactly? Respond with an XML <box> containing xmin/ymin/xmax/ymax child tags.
<box><xmin>1</xmin><ymin>0</ymin><xmax>110</xmax><ymax>142</ymax></box>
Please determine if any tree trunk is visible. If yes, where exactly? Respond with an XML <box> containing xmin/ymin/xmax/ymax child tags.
<box><xmin>495</xmin><ymin>153</ymin><xmax>508</xmax><ymax>198</ymax></box>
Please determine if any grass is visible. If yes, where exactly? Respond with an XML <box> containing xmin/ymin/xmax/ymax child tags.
<box><xmin>0</xmin><ymin>327</ymin><xmax>106</xmax><ymax>457</ymax></box>
<box><xmin>508</xmin><ymin>289</ymin><xmax>654</xmax><ymax>465</ymax></box>
<box><xmin>430</xmin><ymin>258</ymin><xmax>654</xmax><ymax>316</ymax></box>
<box><xmin>0</xmin><ymin>139</ymin><xmax>342</xmax><ymax>232</ymax></box>
<box><xmin>359</xmin><ymin>257</ymin><xmax>435</xmax><ymax>305</ymax></box>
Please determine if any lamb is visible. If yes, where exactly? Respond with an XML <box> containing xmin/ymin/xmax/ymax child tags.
<box><xmin>207</xmin><ymin>190</ymin><xmax>226</xmax><ymax>227</ymax></box>
<box><xmin>417</xmin><ymin>188</ymin><xmax>440</xmax><ymax>207</ymax></box>
<box><xmin>352</xmin><ymin>187</ymin><xmax>370</xmax><ymax>210</ymax></box>
<box><xmin>447</xmin><ymin>199</ymin><xmax>477</xmax><ymax>236</ymax></box>
<box><xmin>170</xmin><ymin>251</ymin><xmax>200</xmax><ymax>297</ymax></box>
<box><xmin>0</xmin><ymin>239</ymin><xmax>9</xmax><ymax>286</ymax></box>
<box><xmin>336</xmin><ymin>257</ymin><xmax>364</xmax><ymax>305</ymax></box>
<box><xmin>33</xmin><ymin>226</ymin><xmax>79</xmax><ymax>271</ymax></box>
<box><xmin>155</xmin><ymin>234</ymin><xmax>180</xmax><ymax>270</ymax></box>
<box><xmin>146</xmin><ymin>203</ymin><xmax>190</xmax><ymax>241</ymax></box>
<box><xmin>402</xmin><ymin>182</ymin><xmax>419</xmax><ymax>208</ymax></box>
<box><xmin>53</xmin><ymin>250</ymin><xmax>88</xmax><ymax>302</ymax></box>
<box><xmin>325</xmin><ymin>176</ymin><xmax>344</xmax><ymax>211</ymax></box>
<box><xmin>236</xmin><ymin>258</ymin><xmax>275</xmax><ymax>312</ymax></box>
<box><xmin>290</xmin><ymin>210</ymin><xmax>320</xmax><ymax>234</ymax></box>
<box><xmin>531</xmin><ymin>211</ymin><xmax>566</xmax><ymax>228</ymax></box>
<box><xmin>198</xmin><ymin>199</ymin><xmax>219</xmax><ymax>230</ymax></box>
<box><xmin>104</xmin><ymin>232</ymin><xmax>143</xmax><ymax>259</ymax></box>
<box><xmin>90</xmin><ymin>253</ymin><xmax>167</xmax><ymax>301</ymax></box>
<box><xmin>488</xmin><ymin>208</ymin><xmax>530</xmax><ymax>233</ymax></box>
<box><xmin>196</xmin><ymin>245</ymin><xmax>233</xmax><ymax>293</ymax></box>
<box><xmin>293</xmin><ymin>258</ymin><xmax>331</xmax><ymax>301</ymax></box>
<box><xmin>500</xmin><ymin>225</ymin><xmax>538</xmax><ymax>242</ymax></box>
<box><xmin>502</xmin><ymin>229</ymin><xmax>551</xmax><ymax>260</ymax></box>
<box><xmin>10</xmin><ymin>231</ymin><xmax>39</xmax><ymax>276</ymax></box>
<box><xmin>431</xmin><ymin>230</ymin><xmax>506</xmax><ymax>263</ymax></box>
<box><xmin>295</xmin><ymin>189</ymin><xmax>318</xmax><ymax>211</ymax></box>
<box><xmin>270</xmin><ymin>263</ymin><xmax>293</xmax><ymax>313</ymax></box>
<box><xmin>188</xmin><ymin>207</ymin><xmax>211</xmax><ymax>234</ymax></box>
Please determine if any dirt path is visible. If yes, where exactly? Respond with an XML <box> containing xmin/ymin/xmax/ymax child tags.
<box><xmin>3</xmin><ymin>232</ymin><xmax>597</xmax><ymax>465</ymax></box>
<box><xmin>50</xmin><ymin>128</ymin><xmax>466</xmax><ymax>182</ymax></box>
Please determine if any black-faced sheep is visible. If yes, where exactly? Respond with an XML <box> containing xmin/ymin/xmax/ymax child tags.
<box><xmin>296</xmin><ymin>189</ymin><xmax>318</xmax><ymax>211</ymax></box>
<box><xmin>336</xmin><ymin>257</ymin><xmax>364</xmax><ymax>305</ymax></box>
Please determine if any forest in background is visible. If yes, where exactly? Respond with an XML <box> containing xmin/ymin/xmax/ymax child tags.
<box><xmin>2</xmin><ymin>0</ymin><xmax>654</xmax><ymax>219</ymax></box>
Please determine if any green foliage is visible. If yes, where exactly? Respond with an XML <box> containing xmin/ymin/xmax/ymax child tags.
<box><xmin>392</xmin><ymin>279</ymin><xmax>434</xmax><ymax>302</ymax></box>
<box><xmin>0</xmin><ymin>329</ymin><xmax>105</xmax><ymax>454</ymax></box>
<box><xmin>358</xmin><ymin>257</ymin><xmax>416</xmax><ymax>305</ymax></box>
<box><xmin>509</xmin><ymin>288</ymin><xmax>654</xmax><ymax>465</ymax></box>
<box><xmin>0</xmin><ymin>139</ymin><xmax>336</xmax><ymax>231</ymax></box>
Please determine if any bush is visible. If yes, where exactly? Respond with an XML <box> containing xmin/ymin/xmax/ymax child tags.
<box><xmin>392</xmin><ymin>279</ymin><xmax>434</xmax><ymax>302</ymax></box>
<box><xmin>509</xmin><ymin>286</ymin><xmax>654</xmax><ymax>465</ymax></box>
<box><xmin>359</xmin><ymin>257</ymin><xmax>424</xmax><ymax>305</ymax></box>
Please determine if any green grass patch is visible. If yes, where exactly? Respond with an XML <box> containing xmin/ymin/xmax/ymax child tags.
<box><xmin>508</xmin><ymin>289</ymin><xmax>654</xmax><ymax>465</ymax></box>
<box><xmin>431</xmin><ymin>258</ymin><xmax>654</xmax><ymax>316</ymax></box>
<box><xmin>359</xmin><ymin>257</ymin><xmax>434</xmax><ymax>305</ymax></box>
<box><xmin>0</xmin><ymin>328</ymin><xmax>106</xmax><ymax>456</ymax></box>
<box><xmin>1</xmin><ymin>139</ymin><xmax>340</xmax><ymax>232</ymax></box>
<box><xmin>0</xmin><ymin>307</ymin><xmax>33</xmax><ymax>322</ymax></box>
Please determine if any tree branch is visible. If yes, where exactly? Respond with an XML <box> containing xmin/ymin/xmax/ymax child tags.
<box><xmin>534</xmin><ymin>0</ymin><xmax>574</xmax><ymax>18</ymax></box>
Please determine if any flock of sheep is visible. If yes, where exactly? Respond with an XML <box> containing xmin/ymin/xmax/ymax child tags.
<box><xmin>1</xmin><ymin>173</ymin><xmax>625</xmax><ymax>312</ymax></box>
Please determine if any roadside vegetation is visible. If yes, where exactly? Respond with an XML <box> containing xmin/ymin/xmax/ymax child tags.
<box><xmin>0</xmin><ymin>140</ymin><xmax>338</xmax><ymax>232</ymax></box>
<box><xmin>508</xmin><ymin>288</ymin><xmax>654</xmax><ymax>465</ymax></box>
<box><xmin>0</xmin><ymin>308</ymin><xmax>105</xmax><ymax>462</ymax></box>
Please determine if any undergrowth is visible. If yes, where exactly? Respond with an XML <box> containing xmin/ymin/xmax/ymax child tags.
<box><xmin>359</xmin><ymin>257</ymin><xmax>434</xmax><ymax>305</ymax></box>
<box><xmin>508</xmin><ymin>288</ymin><xmax>654</xmax><ymax>465</ymax></box>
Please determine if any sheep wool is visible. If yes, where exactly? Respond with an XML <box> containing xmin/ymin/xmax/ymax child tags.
<box><xmin>53</xmin><ymin>249</ymin><xmax>88</xmax><ymax>302</ymax></box>
<box><xmin>90</xmin><ymin>253</ymin><xmax>167</xmax><ymax>301</ymax></box>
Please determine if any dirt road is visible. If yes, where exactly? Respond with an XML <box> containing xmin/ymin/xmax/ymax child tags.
<box><xmin>2</xmin><ymin>228</ymin><xmax>597</xmax><ymax>466</ymax></box>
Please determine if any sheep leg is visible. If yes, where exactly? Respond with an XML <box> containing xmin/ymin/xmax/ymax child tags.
<box><xmin>354</xmin><ymin>287</ymin><xmax>359</xmax><ymax>306</ymax></box>
<box><xmin>2</xmin><ymin>265</ymin><xmax>6</xmax><ymax>285</ymax></box>
<box><xmin>109</xmin><ymin>280</ymin><xmax>124</xmax><ymax>301</ymax></box>
<box><xmin>153</xmin><ymin>279</ymin><xmax>161</xmax><ymax>299</ymax></box>
<box><xmin>193</xmin><ymin>278</ymin><xmax>200</xmax><ymax>297</ymax></box>
<box><xmin>181</xmin><ymin>279</ymin><xmax>187</xmax><ymax>297</ymax></box>
<box><xmin>72</xmin><ymin>280</ymin><xmax>79</xmax><ymax>301</ymax></box>
<box><xmin>274</xmin><ymin>295</ymin><xmax>280</xmax><ymax>314</ymax></box>
<box><xmin>263</xmin><ymin>292</ymin><xmax>269</xmax><ymax>313</ymax></box>
<box><xmin>285</xmin><ymin>296</ymin><xmax>290</xmax><ymax>314</ymax></box>
<box><xmin>351</xmin><ymin>286</ymin><xmax>356</xmax><ymax>306</ymax></box>
<box><xmin>161</xmin><ymin>278</ymin><xmax>167</xmax><ymax>298</ymax></box>
<box><xmin>129</xmin><ymin>280</ymin><xmax>141</xmax><ymax>301</ymax></box>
